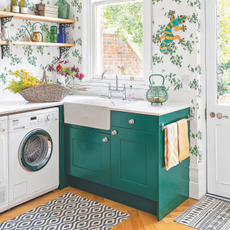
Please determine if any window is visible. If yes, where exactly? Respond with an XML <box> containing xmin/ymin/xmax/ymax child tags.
<box><xmin>82</xmin><ymin>0</ymin><xmax>152</xmax><ymax>84</ymax></box>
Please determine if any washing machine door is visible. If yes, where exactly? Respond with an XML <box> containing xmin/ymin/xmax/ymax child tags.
<box><xmin>19</xmin><ymin>129</ymin><xmax>53</xmax><ymax>172</ymax></box>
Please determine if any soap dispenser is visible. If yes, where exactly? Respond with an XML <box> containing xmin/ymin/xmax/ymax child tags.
<box><xmin>128</xmin><ymin>85</ymin><xmax>134</xmax><ymax>101</ymax></box>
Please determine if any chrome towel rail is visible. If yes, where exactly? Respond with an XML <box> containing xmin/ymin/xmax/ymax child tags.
<box><xmin>161</xmin><ymin>115</ymin><xmax>194</xmax><ymax>131</ymax></box>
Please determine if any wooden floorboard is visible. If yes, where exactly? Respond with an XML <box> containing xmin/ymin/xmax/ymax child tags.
<box><xmin>0</xmin><ymin>187</ymin><xmax>197</xmax><ymax>229</ymax></box>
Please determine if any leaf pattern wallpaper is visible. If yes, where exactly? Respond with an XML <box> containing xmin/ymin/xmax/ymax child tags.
<box><xmin>0</xmin><ymin>0</ymin><xmax>203</xmax><ymax>164</ymax></box>
<box><xmin>0</xmin><ymin>0</ymin><xmax>82</xmax><ymax>99</ymax></box>
<box><xmin>152</xmin><ymin>0</ymin><xmax>202</xmax><ymax>162</ymax></box>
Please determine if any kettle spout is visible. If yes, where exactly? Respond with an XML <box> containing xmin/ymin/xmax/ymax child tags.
<box><xmin>21</xmin><ymin>26</ymin><xmax>32</xmax><ymax>39</ymax></box>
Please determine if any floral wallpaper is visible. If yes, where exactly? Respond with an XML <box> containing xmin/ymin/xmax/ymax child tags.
<box><xmin>0</xmin><ymin>0</ymin><xmax>203</xmax><ymax>164</ymax></box>
<box><xmin>0</xmin><ymin>0</ymin><xmax>82</xmax><ymax>99</ymax></box>
<box><xmin>152</xmin><ymin>0</ymin><xmax>202</xmax><ymax>162</ymax></box>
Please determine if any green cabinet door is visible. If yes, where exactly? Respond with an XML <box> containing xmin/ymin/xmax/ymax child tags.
<box><xmin>65</xmin><ymin>127</ymin><xmax>111</xmax><ymax>187</ymax></box>
<box><xmin>111</xmin><ymin>126</ymin><xmax>158</xmax><ymax>201</ymax></box>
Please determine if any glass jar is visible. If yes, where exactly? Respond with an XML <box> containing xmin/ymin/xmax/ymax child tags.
<box><xmin>50</xmin><ymin>26</ymin><xmax>57</xmax><ymax>43</ymax></box>
<box><xmin>58</xmin><ymin>27</ymin><xmax>66</xmax><ymax>43</ymax></box>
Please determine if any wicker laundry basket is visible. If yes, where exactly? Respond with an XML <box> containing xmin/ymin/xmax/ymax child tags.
<box><xmin>19</xmin><ymin>70</ymin><xmax>71</xmax><ymax>103</ymax></box>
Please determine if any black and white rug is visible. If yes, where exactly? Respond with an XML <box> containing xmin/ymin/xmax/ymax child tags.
<box><xmin>0</xmin><ymin>192</ymin><xmax>130</xmax><ymax>230</ymax></box>
<box><xmin>175</xmin><ymin>195</ymin><xmax>230</xmax><ymax>230</ymax></box>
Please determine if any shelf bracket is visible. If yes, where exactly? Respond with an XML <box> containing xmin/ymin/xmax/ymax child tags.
<box><xmin>59</xmin><ymin>23</ymin><xmax>72</xmax><ymax>28</ymax></box>
<box><xmin>1</xmin><ymin>16</ymin><xmax>13</xmax><ymax>27</ymax></box>
<box><xmin>59</xmin><ymin>46</ymin><xmax>71</xmax><ymax>57</ymax></box>
<box><xmin>1</xmin><ymin>44</ymin><xmax>9</xmax><ymax>59</ymax></box>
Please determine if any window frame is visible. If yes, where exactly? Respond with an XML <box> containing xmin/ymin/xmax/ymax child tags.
<box><xmin>82</xmin><ymin>0</ymin><xmax>152</xmax><ymax>85</ymax></box>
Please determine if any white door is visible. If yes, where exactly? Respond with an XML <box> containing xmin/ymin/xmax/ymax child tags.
<box><xmin>207</xmin><ymin>0</ymin><xmax>230</xmax><ymax>198</ymax></box>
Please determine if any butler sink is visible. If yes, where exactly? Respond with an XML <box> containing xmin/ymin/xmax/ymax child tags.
<box><xmin>64</xmin><ymin>97</ymin><xmax>133</xmax><ymax>130</ymax></box>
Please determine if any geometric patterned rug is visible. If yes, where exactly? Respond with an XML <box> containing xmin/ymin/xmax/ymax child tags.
<box><xmin>175</xmin><ymin>195</ymin><xmax>230</xmax><ymax>230</ymax></box>
<box><xmin>0</xmin><ymin>192</ymin><xmax>130</xmax><ymax>230</ymax></box>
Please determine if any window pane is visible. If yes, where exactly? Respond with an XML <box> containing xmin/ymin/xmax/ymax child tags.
<box><xmin>217</xmin><ymin>0</ymin><xmax>230</xmax><ymax>104</ymax></box>
<box><xmin>97</xmin><ymin>1</ymin><xmax>143</xmax><ymax>78</ymax></box>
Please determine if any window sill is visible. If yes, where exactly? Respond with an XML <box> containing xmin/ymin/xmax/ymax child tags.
<box><xmin>78</xmin><ymin>79</ymin><xmax>149</xmax><ymax>90</ymax></box>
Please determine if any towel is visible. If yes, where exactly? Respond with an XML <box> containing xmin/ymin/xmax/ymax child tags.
<box><xmin>164</xmin><ymin>122</ymin><xmax>179</xmax><ymax>170</ymax></box>
<box><xmin>177</xmin><ymin>119</ymin><xmax>190</xmax><ymax>162</ymax></box>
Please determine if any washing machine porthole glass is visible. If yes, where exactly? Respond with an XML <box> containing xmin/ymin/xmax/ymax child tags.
<box><xmin>19</xmin><ymin>129</ymin><xmax>53</xmax><ymax>172</ymax></box>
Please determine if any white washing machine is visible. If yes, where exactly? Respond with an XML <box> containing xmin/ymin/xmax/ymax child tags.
<box><xmin>8</xmin><ymin>108</ymin><xmax>59</xmax><ymax>208</ymax></box>
<box><xmin>0</xmin><ymin>116</ymin><xmax>8</xmax><ymax>213</ymax></box>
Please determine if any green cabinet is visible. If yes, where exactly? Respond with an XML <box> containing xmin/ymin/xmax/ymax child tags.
<box><xmin>111</xmin><ymin>127</ymin><xmax>158</xmax><ymax>200</ymax></box>
<box><xmin>62</xmin><ymin>107</ymin><xmax>190</xmax><ymax>221</ymax></box>
<box><xmin>65</xmin><ymin>126</ymin><xmax>111</xmax><ymax>187</ymax></box>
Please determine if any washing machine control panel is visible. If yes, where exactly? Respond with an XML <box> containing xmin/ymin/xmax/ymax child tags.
<box><xmin>0</xmin><ymin>120</ymin><xmax>7</xmax><ymax>133</ymax></box>
<box><xmin>9</xmin><ymin>108</ymin><xmax>59</xmax><ymax>131</ymax></box>
<box><xmin>29</xmin><ymin>112</ymin><xmax>56</xmax><ymax>126</ymax></box>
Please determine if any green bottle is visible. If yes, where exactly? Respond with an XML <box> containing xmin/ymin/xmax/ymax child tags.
<box><xmin>11</xmin><ymin>0</ymin><xmax>19</xmax><ymax>13</ymax></box>
<box><xmin>19</xmin><ymin>0</ymin><xmax>27</xmax><ymax>14</ymax></box>
<box><xmin>50</xmin><ymin>26</ymin><xmax>58</xmax><ymax>43</ymax></box>
<box><xmin>54</xmin><ymin>0</ymin><xmax>70</xmax><ymax>19</ymax></box>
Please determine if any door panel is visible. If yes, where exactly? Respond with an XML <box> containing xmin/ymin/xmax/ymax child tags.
<box><xmin>207</xmin><ymin>0</ymin><xmax>230</xmax><ymax>198</ymax></box>
<box><xmin>65</xmin><ymin>127</ymin><xmax>110</xmax><ymax>187</ymax></box>
<box><xmin>119</xmin><ymin>139</ymin><xmax>147</xmax><ymax>186</ymax></box>
<box><xmin>111</xmin><ymin>126</ymin><xmax>157</xmax><ymax>200</ymax></box>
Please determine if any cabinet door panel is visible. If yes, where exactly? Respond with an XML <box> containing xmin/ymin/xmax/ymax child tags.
<box><xmin>65</xmin><ymin>127</ymin><xmax>110</xmax><ymax>186</ymax></box>
<box><xmin>111</xmin><ymin>127</ymin><xmax>157</xmax><ymax>200</ymax></box>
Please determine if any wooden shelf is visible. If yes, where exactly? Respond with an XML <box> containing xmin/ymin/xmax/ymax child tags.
<box><xmin>0</xmin><ymin>41</ymin><xmax>75</xmax><ymax>47</ymax></box>
<box><xmin>0</xmin><ymin>41</ymin><xmax>8</xmax><ymax>45</ymax></box>
<box><xmin>0</xmin><ymin>11</ymin><xmax>75</xmax><ymax>24</ymax></box>
<box><xmin>14</xmin><ymin>41</ymin><xmax>75</xmax><ymax>47</ymax></box>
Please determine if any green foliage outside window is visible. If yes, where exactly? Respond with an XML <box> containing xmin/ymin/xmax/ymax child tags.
<box><xmin>218</xmin><ymin>0</ymin><xmax>230</xmax><ymax>96</ymax></box>
<box><xmin>103</xmin><ymin>2</ymin><xmax>143</xmax><ymax>57</ymax></box>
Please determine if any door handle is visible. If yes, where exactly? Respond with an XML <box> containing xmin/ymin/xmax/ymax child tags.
<box><xmin>216</xmin><ymin>112</ymin><xmax>229</xmax><ymax>119</ymax></box>
<box><xmin>210</xmin><ymin>112</ymin><xmax>215</xmax><ymax>118</ymax></box>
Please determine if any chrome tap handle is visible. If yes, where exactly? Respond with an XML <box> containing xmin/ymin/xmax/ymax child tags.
<box><xmin>108</xmin><ymin>83</ymin><xmax>112</xmax><ymax>99</ymax></box>
<box><xmin>122</xmin><ymin>84</ymin><xmax>126</xmax><ymax>100</ymax></box>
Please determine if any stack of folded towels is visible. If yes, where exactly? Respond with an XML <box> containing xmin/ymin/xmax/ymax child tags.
<box><xmin>164</xmin><ymin>119</ymin><xmax>190</xmax><ymax>170</ymax></box>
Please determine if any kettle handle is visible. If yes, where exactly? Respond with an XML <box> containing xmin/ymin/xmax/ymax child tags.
<box><xmin>32</xmin><ymin>22</ymin><xmax>44</xmax><ymax>35</ymax></box>
<box><xmin>149</xmin><ymin>74</ymin><xmax>165</xmax><ymax>86</ymax></box>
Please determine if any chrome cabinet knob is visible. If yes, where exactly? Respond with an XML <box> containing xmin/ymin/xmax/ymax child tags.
<box><xmin>129</xmin><ymin>119</ymin><xmax>135</xmax><ymax>124</ymax></box>
<box><xmin>102</xmin><ymin>137</ymin><xmax>108</xmax><ymax>142</ymax></box>
<box><xmin>111</xmin><ymin>130</ymin><xmax>117</xmax><ymax>135</ymax></box>
<box><xmin>216</xmin><ymin>112</ymin><xmax>229</xmax><ymax>119</ymax></box>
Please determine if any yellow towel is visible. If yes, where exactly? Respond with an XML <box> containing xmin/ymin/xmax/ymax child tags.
<box><xmin>177</xmin><ymin>119</ymin><xmax>190</xmax><ymax>162</ymax></box>
<box><xmin>164</xmin><ymin>122</ymin><xmax>179</xmax><ymax>170</ymax></box>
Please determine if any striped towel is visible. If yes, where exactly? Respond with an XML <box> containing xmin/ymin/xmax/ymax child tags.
<box><xmin>164</xmin><ymin>122</ymin><xmax>179</xmax><ymax>170</ymax></box>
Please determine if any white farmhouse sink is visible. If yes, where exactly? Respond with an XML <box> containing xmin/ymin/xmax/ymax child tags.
<box><xmin>64</xmin><ymin>97</ymin><xmax>132</xmax><ymax>130</ymax></box>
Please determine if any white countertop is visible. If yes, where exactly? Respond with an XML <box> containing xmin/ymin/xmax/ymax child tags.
<box><xmin>0</xmin><ymin>96</ymin><xmax>78</xmax><ymax>116</ymax></box>
<box><xmin>110</xmin><ymin>100</ymin><xmax>191</xmax><ymax>116</ymax></box>
<box><xmin>0</xmin><ymin>95</ymin><xmax>190</xmax><ymax>116</ymax></box>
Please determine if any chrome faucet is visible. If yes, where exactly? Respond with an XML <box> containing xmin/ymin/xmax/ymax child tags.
<box><xmin>101</xmin><ymin>69</ymin><xmax>126</xmax><ymax>100</ymax></box>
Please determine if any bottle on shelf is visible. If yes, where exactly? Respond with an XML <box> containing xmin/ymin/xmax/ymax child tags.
<box><xmin>19</xmin><ymin>0</ymin><xmax>27</xmax><ymax>14</ymax></box>
<box><xmin>54</xmin><ymin>0</ymin><xmax>70</xmax><ymax>19</ymax></box>
<box><xmin>50</xmin><ymin>26</ymin><xmax>58</xmax><ymax>43</ymax></box>
<box><xmin>6</xmin><ymin>0</ymin><xmax>11</xmax><ymax>12</ymax></box>
<box><xmin>58</xmin><ymin>27</ymin><xmax>66</xmax><ymax>43</ymax></box>
<box><xmin>11</xmin><ymin>0</ymin><xmax>20</xmax><ymax>13</ymax></box>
